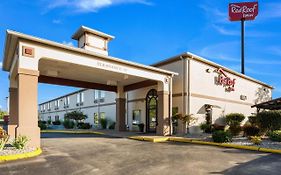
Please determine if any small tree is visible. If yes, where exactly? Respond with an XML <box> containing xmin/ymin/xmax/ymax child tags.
<box><xmin>0</xmin><ymin>110</ymin><xmax>7</xmax><ymax>120</ymax></box>
<box><xmin>225</xmin><ymin>113</ymin><xmax>245</xmax><ymax>136</ymax></box>
<box><xmin>64</xmin><ymin>111</ymin><xmax>88</xmax><ymax>124</ymax></box>
<box><xmin>172</xmin><ymin>113</ymin><xmax>197</xmax><ymax>133</ymax></box>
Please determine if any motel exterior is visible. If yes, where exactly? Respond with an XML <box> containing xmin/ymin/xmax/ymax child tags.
<box><xmin>2</xmin><ymin>26</ymin><xmax>272</xmax><ymax>147</ymax></box>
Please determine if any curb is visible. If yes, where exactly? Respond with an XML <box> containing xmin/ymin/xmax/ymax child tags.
<box><xmin>129</xmin><ymin>136</ymin><xmax>281</xmax><ymax>154</ymax></box>
<box><xmin>41</xmin><ymin>130</ymin><xmax>105</xmax><ymax>135</ymax></box>
<box><xmin>0</xmin><ymin>148</ymin><xmax>42</xmax><ymax>163</ymax></box>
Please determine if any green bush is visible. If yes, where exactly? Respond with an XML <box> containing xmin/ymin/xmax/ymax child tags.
<box><xmin>77</xmin><ymin>123</ymin><xmax>92</xmax><ymax>129</ymax></box>
<box><xmin>12</xmin><ymin>135</ymin><xmax>29</xmax><ymax>149</ymax></box>
<box><xmin>256</xmin><ymin>111</ymin><xmax>281</xmax><ymax>132</ymax></box>
<box><xmin>200</xmin><ymin>123</ymin><xmax>212</xmax><ymax>133</ymax></box>
<box><xmin>212</xmin><ymin>130</ymin><xmax>232</xmax><ymax>143</ymax></box>
<box><xmin>100</xmin><ymin>118</ymin><xmax>108</xmax><ymax>129</ymax></box>
<box><xmin>38</xmin><ymin>120</ymin><xmax>47</xmax><ymax>130</ymax></box>
<box><xmin>226</xmin><ymin>113</ymin><xmax>245</xmax><ymax>136</ymax></box>
<box><xmin>52</xmin><ymin>120</ymin><xmax>61</xmax><ymax>125</ymax></box>
<box><xmin>63</xmin><ymin>120</ymin><xmax>75</xmax><ymax>129</ymax></box>
<box><xmin>243</xmin><ymin>124</ymin><xmax>260</xmax><ymax>136</ymax></box>
<box><xmin>108</xmin><ymin>122</ymin><xmax>115</xmax><ymax>129</ymax></box>
<box><xmin>268</xmin><ymin>130</ymin><xmax>281</xmax><ymax>142</ymax></box>
<box><xmin>248</xmin><ymin>116</ymin><xmax>258</xmax><ymax>125</ymax></box>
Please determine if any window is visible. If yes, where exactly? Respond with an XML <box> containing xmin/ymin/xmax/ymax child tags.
<box><xmin>47</xmin><ymin>102</ymin><xmax>51</xmax><ymax>111</ymax></box>
<box><xmin>48</xmin><ymin>116</ymin><xmax>51</xmax><ymax>121</ymax></box>
<box><xmin>132</xmin><ymin>110</ymin><xmax>141</xmax><ymax>124</ymax></box>
<box><xmin>94</xmin><ymin>113</ymin><xmax>99</xmax><ymax>124</ymax></box>
<box><xmin>94</xmin><ymin>90</ymin><xmax>99</xmax><ymax>100</ymax></box>
<box><xmin>77</xmin><ymin>92</ymin><xmax>84</xmax><ymax>105</ymax></box>
<box><xmin>100</xmin><ymin>91</ymin><xmax>105</xmax><ymax>98</ymax></box>
<box><xmin>55</xmin><ymin>100</ymin><xmax>60</xmax><ymax>109</ymax></box>
<box><xmin>43</xmin><ymin>104</ymin><xmax>46</xmax><ymax>111</ymax></box>
<box><xmin>55</xmin><ymin>115</ymin><xmax>59</xmax><ymax>121</ymax></box>
<box><xmin>64</xmin><ymin>97</ymin><xmax>70</xmax><ymax>107</ymax></box>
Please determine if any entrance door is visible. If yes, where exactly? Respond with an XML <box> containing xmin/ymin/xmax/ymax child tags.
<box><xmin>146</xmin><ymin>89</ymin><xmax>158</xmax><ymax>133</ymax></box>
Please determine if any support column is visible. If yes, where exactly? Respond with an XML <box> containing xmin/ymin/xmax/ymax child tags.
<box><xmin>157</xmin><ymin>90</ymin><xmax>171</xmax><ymax>136</ymax></box>
<box><xmin>8</xmin><ymin>88</ymin><xmax>18</xmax><ymax>139</ymax></box>
<box><xmin>115</xmin><ymin>85</ymin><xmax>126</xmax><ymax>131</ymax></box>
<box><xmin>16</xmin><ymin>70</ymin><xmax>40</xmax><ymax>147</ymax></box>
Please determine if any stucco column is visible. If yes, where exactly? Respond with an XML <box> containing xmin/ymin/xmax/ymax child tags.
<box><xmin>116</xmin><ymin>85</ymin><xmax>126</xmax><ymax>131</ymax></box>
<box><xmin>15</xmin><ymin>69</ymin><xmax>40</xmax><ymax>148</ymax></box>
<box><xmin>8</xmin><ymin>87</ymin><xmax>18</xmax><ymax>139</ymax></box>
<box><xmin>157</xmin><ymin>91</ymin><xmax>171</xmax><ymax>136</ymax></box>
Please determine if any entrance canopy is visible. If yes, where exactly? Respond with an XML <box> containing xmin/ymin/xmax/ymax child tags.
<box><xmin>252</xmin><ymin>97</ymin><xmax>281</xmax><ymax>110</ymax></box>
<box><xmin>2</xmin><ymin>27</ymin><xmax>178</xmax><ymax>147</ymax></box>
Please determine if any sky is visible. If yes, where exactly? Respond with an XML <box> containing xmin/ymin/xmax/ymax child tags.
<box><xmin>0</xmin><ymin>0</ymin><xmax>281</xmax><ymax>111</ymax></box>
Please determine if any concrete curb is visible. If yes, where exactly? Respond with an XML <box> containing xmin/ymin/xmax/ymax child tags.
<box><xmin>41</xmin><ymin>130</ymin><xmax>105</xmax><ymax>135</ymax></box>
<box><xmin>0</xmin><ymin>148</ymin><xmax>42</xmax><ymax>163</ymax></box>
<box><xmin>129</xmin><ymin>136</ymin><xmax>281</xmax><ymax>154</ymax></box>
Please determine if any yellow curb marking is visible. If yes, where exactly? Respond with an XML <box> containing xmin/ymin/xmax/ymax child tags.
<box><xmin>129</xmin><ymin>136</ymin><xmax>281</xmax><ymax>154</ymax></box>
<box><xmin>0</xmin><ymin>148</ymin><xmax>42</xmax><ymax>163</ymax></box>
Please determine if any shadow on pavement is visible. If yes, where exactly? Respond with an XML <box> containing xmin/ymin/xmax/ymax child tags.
<box><xmin>41</xmin><ymin>132</ymin><xmax>122</xmax><ymax>139</ymax></box>
<box><xmin>210</xmin><ymin>153</ymin><xmax>281</xmax><ymax>175</ymax></box>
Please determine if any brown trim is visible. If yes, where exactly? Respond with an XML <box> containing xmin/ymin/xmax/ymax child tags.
<box><xmin>191</xmin><ymin>93</ymin><xmax>253</xmax><ymax>106</ymax></box>
<box><xmin>38</xmin><ymin>75</ymin><xmax>117</xmax><ymax>92</ymax></box>
<box><xmin>18</xmin><ymin>68</ymin><xmax>39</xmax><ymax>76</ymax></box>
<box><xmin>127</xmin><ymin>98</ymin><xmax>146</xmax><ymax>103</ymax></box>
<box><xmin>172</xmin><ymin>92</ymin><xmax>187</xmax><ymax>97</ymax></box>
<box><xmin>124</xmin><ymin>80</ymin><xmax>157</xmax><ymax>92</ymax></box>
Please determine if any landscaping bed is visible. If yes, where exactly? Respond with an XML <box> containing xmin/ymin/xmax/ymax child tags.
<box><xmin>0</xmin><ymin>145</ymin><xmax>36</xmax><ymax>156</ymax></box>
<box><xmin>185</xmin><ymin>134</ymin><xmax>281</xmax><ymax>150</ymax></box>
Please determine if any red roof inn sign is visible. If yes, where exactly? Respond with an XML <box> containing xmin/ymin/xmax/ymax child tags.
<box><xmin>229</xmin><ymin>2</ymin><xmax>258</xmax><ymax>21</ymax></box>
<box><xmin>216</xmin><ymin>68</ymin><xmax>236</xmax><ymax>92</ymax></box>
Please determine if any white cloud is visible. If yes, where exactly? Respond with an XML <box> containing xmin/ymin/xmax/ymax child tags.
<box><xmin>268</xmin><ymin>46</ymin><xmax>281</xmax><ymax>57</ymax></box>
<box><xmin>46</xmin><ymin>0</ymin><xmax>152</xmax><ymax>13</ymax></box>
<box><xmin>52</xmin><ymin>19</ymin><xmax>61</xmax><ymax>24</ymax></box>
<box><xmin>62</xmin><ymin>41</ymin><xmax>74</xmax><ymax>47</ymax></box>
<box><xmin>0</xmin><ymin>62</ymin><xmax>2</xmax><ymax>69</ymax></box>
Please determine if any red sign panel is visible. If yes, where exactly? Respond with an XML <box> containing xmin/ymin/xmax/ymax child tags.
<box><xmin>216</xmin><ymin>68</ymin><xmax>236</xmax><ymax>92</ymax></box>
<box><xmin>229</xmin><ymin>2</ymin><xmax>258</xmax><ymax>21</ymax></box>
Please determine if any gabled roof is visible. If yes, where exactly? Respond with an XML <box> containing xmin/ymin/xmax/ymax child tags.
<box><xmin>151</xmin><ymin>52</ymin><xmax>273</xmax><ymax>89</ymax></box>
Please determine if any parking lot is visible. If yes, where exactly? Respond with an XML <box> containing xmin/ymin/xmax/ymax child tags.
<box><xmin>0</xmin><ymin>133</ymin><xmax>281</xmax><ymax>175</ymax></box>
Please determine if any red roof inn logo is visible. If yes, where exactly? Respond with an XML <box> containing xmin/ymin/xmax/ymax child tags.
<box><xmin>216</xmin><ymin>68</ymin><xmax>236</xmax><ymax>92</ymax></box>
<box><xmin>229</xmin><ymin>2</ymin><xmax>258</xmax><ymax>21</ymax></box>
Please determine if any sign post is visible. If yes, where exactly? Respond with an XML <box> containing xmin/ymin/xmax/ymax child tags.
<box><xmin>229</xmin><ymin>2</ymin><xmax>258</xmax><ymax>74</ymax></box>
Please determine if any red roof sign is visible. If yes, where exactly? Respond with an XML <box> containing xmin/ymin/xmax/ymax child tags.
<box><xmin>229</xmin><ymin>2</ymin><xmax>258</xmax><ymax>21</ymax></box>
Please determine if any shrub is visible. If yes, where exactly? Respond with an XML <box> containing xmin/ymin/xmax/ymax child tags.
<box><xmin>38</xmin><ymin>121</ymin><xmax>47</xmax><ymax>130</ymax></box>
<box><xmin>212</xmin><ymin>130</ymin><xmax>232</xmax><ymax>143</ymax></box>
<box><xmin>77</xmin><ymin>123</ymin><xmax>92</xmax><ymax>129</ymax></box>
<box><xmin>268</xmin><ymin>130</ymin><xmax>281</xmax><ymax>142</ymax></box>
<box><xmin>256</xmin><ymin>111</ymin><xmax>281</xmax><ymax>132</ymax></box>
<box><xmin>47</xmin><ymin>119</ymin><xmax>52</xmax><ymax>125</ymax></box>
<box><xmin>109</xmin><ymin>122</ymin><xmax>115</xmax><ymax>130</ymax></box>
<box><xmin>243</xmin><ymin>124</ymin><xmax>260</xmax><ymax>136</ymax></box>
<box><xmin>12</xmin><ymin>135</ymin><xmax>29</xmax><ymax>149</ymax></box>
<box><xmin>248</xmin><ymin>115</ymin><xmax>258</xmax><ymax>125</ymax></box>
<box><xmin>0</xmin><ymin>127</ymin><xmax>9</xmax><ymax>151</ymax></box>
<box><xmin>52</xmin><ymin>120</ymin><xmax>61</xmax><ymax>125</ymax></box>
<box><xmin>63</xmin><ymin>120</ymin><xmax>75</xmax><ymax>129</ymax></box>
<box><xmin>100</xmin><ymin>118</ymin><xmax>108</xmax><ymax>129</ymax></box>
<box><xmin>64</xmin><ymin>111</ymin><xmax>88</xmax><ymax>123</ymax></box>
<box><xmin>226</xmin><ymin>113</ymin><xmax>245</xmax><ymax>136</ymax></box>
<box><xmin>250</xmin><ymin>136</ymin><xmax>262</xmax><ymax>145</ymax></box>
<box><xmin>200</xmin><ymin>123</ymin><xmax>212</xmax><ymax>133</ymax></box>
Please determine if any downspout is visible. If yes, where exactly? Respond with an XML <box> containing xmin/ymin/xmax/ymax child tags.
<box><xmin>169</xmin><ymin>76</ymin><xmax>173</xmax><ymax>135</ymax></box>
<box><xmin>180</xmin><ymin>56</ymin><xmax>186</xmax><ymax>115</ymax></box>
<box><xmin>126</xmin><ymin>92</ymin><xmax>129</xmax><ymax>129</ymax></box>
<box><xmin>187</xmin><ymin>57</ymin><xmax>191</xmax><ymax>116</ymax></box>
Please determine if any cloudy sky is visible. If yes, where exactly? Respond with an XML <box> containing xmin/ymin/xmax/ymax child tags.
<box><xmin>0</xmin><ymin>0</ymin><xmax>281</xmax><ymax>110</ymax></box>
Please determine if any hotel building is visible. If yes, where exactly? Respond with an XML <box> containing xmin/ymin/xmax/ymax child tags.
<box><xmin>3</xmin><ymin>26</ymin><xmax>272</xmax><ymax>147</ymax></box>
